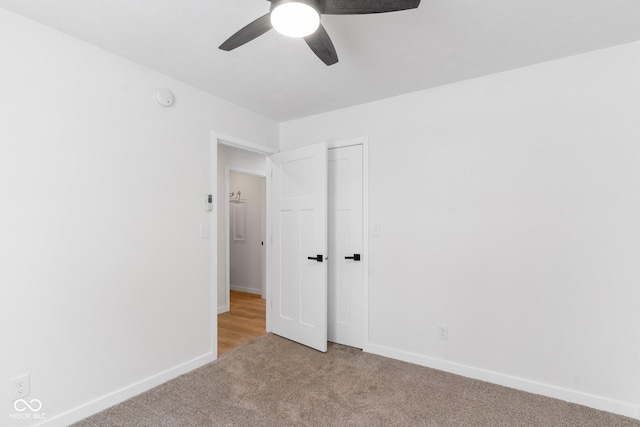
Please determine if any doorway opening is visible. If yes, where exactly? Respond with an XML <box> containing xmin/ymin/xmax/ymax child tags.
<box><xmin>216</xmin><ymin>144</ymin><xmax>268</xmax><ymax>355</ymax></box>
<box><xmin>212</xmin><ymin>134</ymin><xmax>369</xmax><ymax>357</ymax></box>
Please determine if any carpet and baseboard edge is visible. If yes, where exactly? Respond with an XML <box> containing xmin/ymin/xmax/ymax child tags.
<box><xmin>364</xmin><ymin>342</ymin><xmax>640</xmax><ymax>421</ymax></box>
<box><xmin>32</xmin><ymin>352</ymin><xmax>216</xmax><ymax>427</ymax></box>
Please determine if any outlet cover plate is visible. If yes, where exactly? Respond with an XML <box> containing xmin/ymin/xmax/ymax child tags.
<box><xmin>10</xmin><ymin>374</ymin><xmax>30</xmax><ymax>401</ymax></box>
<box><xmin>437</xmin><ymin>324</ymin><xmax>449</xmax><ymax>341</ymax></box>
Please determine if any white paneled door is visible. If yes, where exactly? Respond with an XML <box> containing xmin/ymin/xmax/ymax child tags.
<box><xmin>270</xmin><ymin>142</ymin><xmax>328</xmax><ymax>352</ymax></box>
<box><xmin>328</xmin><ymin>145</ymin><xmax>364</xmax><ymax>348</ymax></box>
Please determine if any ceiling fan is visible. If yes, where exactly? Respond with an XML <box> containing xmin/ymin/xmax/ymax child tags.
<box><xmin>219</xmin><ymin>0</ymin><xmax>421</xmax><ymax>66</ymax></box>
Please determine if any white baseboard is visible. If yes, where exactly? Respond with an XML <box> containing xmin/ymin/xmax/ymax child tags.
<box><xmin>35</xmin><ymin>352</ymin><xmax>215</xmax><ymax>427</ymax></box>
<box><xmin>364</xmin><ymin>343</ymin><xmax>640</xmax><ymax>421</ymax></box>
<box><xmin>30</xmin><ymin>343</ymin><xmax>639</xmax><ymax>426</ymax></box>
<box><xmin>230</xmin><ymin>285</ymin><xmax>261</xmax><ymax>295</ymax></box>
<box><xmin>218</xmin><ymin>305</ymin><xmax>229</xmax><ymax>314</ymax></box>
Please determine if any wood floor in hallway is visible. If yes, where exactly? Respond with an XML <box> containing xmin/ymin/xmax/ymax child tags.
<box><xmin>218</xmin><ymin>291</ymin><xmax>266</xmax><ymax>356</ymax></box>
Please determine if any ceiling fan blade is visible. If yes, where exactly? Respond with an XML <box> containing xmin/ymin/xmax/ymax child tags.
<box><xmin>219</xmin><ymin>14</ymin><xmax>272</xmax><ymax>51</ymax></box>
<box><xmin>304</xmin><ymin>24</ymin><xmax>338</xmax><ymax>66</ymax></box>
<box><xmin>321</xmin><ymin>0</ymin><xmax>420</xmax><ymax>14</ymax></box>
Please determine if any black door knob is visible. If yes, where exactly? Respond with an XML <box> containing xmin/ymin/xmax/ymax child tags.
<box><xmin>345</xmin><ymin>254</ymin><xmax>361</xmax><ymax>261</ymax></box>
<box><xmin>307</xmin><ymin>254</ymin><xmax>323</xmax><ymax>262</ymax></box>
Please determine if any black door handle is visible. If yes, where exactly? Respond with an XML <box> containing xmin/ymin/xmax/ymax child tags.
<box><xmin>345</xmin><ymin>254</ymin><xmax>361</xmax><ymax>261</ymax></box>
<box><xmin>307</xmin><ymin>254</ymin><xmax>323</xmax><ymax>262</ymax></box>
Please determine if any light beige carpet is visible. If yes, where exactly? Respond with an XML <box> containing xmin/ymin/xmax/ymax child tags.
<box><xmin>73</xmin><ymin>333</ymin><xmax>639</xmax><ymax>426</ymax></box>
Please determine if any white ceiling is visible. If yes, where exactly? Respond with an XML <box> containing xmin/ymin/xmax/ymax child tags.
<box><xmin>2</xmin><ymin>0</ymin><xmax>640</xmax><ymax>121</ymax></box>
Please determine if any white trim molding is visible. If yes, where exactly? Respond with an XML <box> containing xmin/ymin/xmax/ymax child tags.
<box><xmin>326</xmin><ymin>136</ymin><xmax>368</xmax><ymax>150</ymax></box>
<box><xmin>34</xmin><ymin>352</ymin><xmax>215</xmax><ymax>427</ymax></box>
<box><xmin>230</xmin><ymin>285</ymin><xmax>262</xmax><ymax>295</ymax></box>
<box><xmin>364</xmin><ymin>343</ymin><xmax>640</xmax><ymax>421</ymax></box>
<box><xmin>215</xmin><ymin>132</ymin><xmax>278</xmax><ymax>155</ymax></box>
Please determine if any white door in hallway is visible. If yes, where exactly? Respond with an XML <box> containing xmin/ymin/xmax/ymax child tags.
<box><xmin>328</xmin><ymin>145</ymin><xmax>363</xmax><ymax>348</ymax></box>
<box><xmin>270</xmin><ymin>142</ymin><xmax>328</xmax><ymax>352</ymax></box>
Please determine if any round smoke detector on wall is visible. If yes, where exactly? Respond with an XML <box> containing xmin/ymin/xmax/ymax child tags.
<box><xmin>154</xmin><ymin>89</ymin><xmax>174</xmax><ymax>107</ymax></box>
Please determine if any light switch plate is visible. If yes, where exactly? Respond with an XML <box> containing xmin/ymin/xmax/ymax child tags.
<box><xmin>371</xmin><ymin>222</ymin><xmax>381</xmax><ymax>237</ymax></box>
<box><xmin>199</xmin><ymin>223</ymin><xmax>209</xmax><ymax>238</ymax></box>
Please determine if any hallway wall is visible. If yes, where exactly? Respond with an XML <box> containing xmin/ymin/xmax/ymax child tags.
<box><xmin>229</xmin><ymin>172</ymin><xmax>265</xmax><ymax>295</ymax></box>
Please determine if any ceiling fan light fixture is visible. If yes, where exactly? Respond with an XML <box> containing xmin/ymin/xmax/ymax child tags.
<box><xmin>270</xmin><ymin>0</ymin><xmax>320</xmax><ymax>38</ymax></box>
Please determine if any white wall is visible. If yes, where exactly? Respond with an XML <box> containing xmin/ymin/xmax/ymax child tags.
<box><xmin>229</xmin><ymin>172</ymin><xmax>265</xmax><ymax>295</ymax></box>
<box><xmin>280</xmin><ymin>42</ymin><xmax>640</xmax><ymax>419</ymax></box>
<box><xmin>216</xmin><ymin>145</ymin><xmax>267</xmax><ymax>312</ymax></box>
<box><xmin>3</xmin><ymin>4</ymin><xmax>639</xmax><ymax>423</ymax></box>
<box><xmin>0</xmin><ymin>8</ymin><xmax>277</xmax><ymax>426</ymax></box>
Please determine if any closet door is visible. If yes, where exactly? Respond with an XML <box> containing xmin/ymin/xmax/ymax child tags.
<box><xmin>328</xmin><ymin>145</ymin><xmax>363</xmax><ymax>348</ymax></box>
<box><xmin>269</xmin><ymin>142</ymin><xmax>328</xmax><ymax>352</ymax></box>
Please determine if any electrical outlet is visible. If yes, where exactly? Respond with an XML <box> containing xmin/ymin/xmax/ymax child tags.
<box><xmin>10</xmin><ymin>374</ymin><xmax>30</xmax><ymax>401</ymax></box>
<box><xmin>437</xmin><ymin>324</ymin><xmax>449</xmax><ymax>341</ymax></box>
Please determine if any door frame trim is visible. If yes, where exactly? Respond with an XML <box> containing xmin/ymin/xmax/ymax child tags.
<box><xmin>327</xmin><ymin>137</ymin><xmax>370</xmax><ymax>350</ymax></box>
<box><xmin>216</xmin><ymin>132</ymin><xmax>279</xmax><ymax>155</ymax></box>
<box><xmin>266</xmin><ymin>156</ymin><xmax>273</xmax><ymax>333</ymax></box>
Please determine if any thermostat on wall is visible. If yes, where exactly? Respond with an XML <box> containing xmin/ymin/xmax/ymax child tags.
<box><xmin>154</xmin><ymin>89</ymin><xmax>174</xmax><ymax>107</ymax></box>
